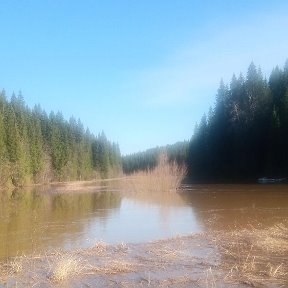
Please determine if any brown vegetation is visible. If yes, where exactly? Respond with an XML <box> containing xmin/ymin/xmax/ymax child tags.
<box><xmin>126</xmin><ymin>153</ymin><xmax>187</xmax><ymax>193</ymax></box>
<box><xmin>214</xmin><ymin>221</ymin><xmax>288</xmax><ymax>287</ymax></box>
<box><xmin>48</xmin><ymin>254</ymin><xmax>84</xmax><ymax>282</ymax></box>
<box><xmin>0</xmin><ymin>233</ymin><xmax>218</xmax><ymax>287</ymax></box>
<box><xmin>0</xmin><ymin>223</ymin><xmax>287</xmax><ymax>287</ymax></box>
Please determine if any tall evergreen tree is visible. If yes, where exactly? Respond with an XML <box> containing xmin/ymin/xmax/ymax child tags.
<box><xmin>188</xmin><ymin>60</ymin><xmax>288</xmax><ymax>182</ymax></box>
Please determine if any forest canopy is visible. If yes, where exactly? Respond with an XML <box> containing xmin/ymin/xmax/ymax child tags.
<box><xmin>1</xmin><ymin>60</ymin><xmax>288</xmax><ymax>187</ymax></box>
<box><xmin>0</xmin><ymin>92</ymin><xmax>121</xmax><ymax>187</ymax></box>
<box><xmin>122</xmin><ymin>141</ymin><xmax>189</xmax><ymax>174</ymax></box>
<box><xmin>187</xmin><ymin>60</ymin><xmax>288</xmax><ymax>182</ymax></box>
<box><xmin>123</xmin><ymin>60</ymin><xmax>288</xmax><ymax>183</ymax></box>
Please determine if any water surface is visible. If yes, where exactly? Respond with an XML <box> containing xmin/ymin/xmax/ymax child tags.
<box><xmin>0</xmin><ymin>183</ymin><xmax>287</xmax><ymax>258</ymax></box>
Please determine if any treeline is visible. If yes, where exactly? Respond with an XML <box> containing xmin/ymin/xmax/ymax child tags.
<box><xmin>0</xmin><ymin>91</ymin><xmax>121</xmax><ymax>187</ymax></box>
<box><xmin>122</xmin><ymin>141</ymin><xmax>189</xmax><ymax>174</ymax></box>
<box><xmin>188</xmin><ymin>61</ymin><xmax>288</xmax><ymax>182</ymax></box>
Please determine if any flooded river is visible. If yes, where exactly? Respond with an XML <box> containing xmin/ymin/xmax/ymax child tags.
<box><xmin>0</xmin><ymin>182</ymin><xmax>288</xmax><ymax>259</ymax></box>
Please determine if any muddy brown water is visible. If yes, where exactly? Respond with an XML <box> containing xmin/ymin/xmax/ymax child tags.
<box><xmin>0</xmin><ymin>183</ymin><xmax>287</xmax><ymax>259</ymax></box>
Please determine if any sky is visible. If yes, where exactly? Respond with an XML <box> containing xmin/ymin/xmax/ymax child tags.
<box><xmin>0</xmin><ymin>1</ymin><xmax>288</xmax><ymax>155</ymax></box>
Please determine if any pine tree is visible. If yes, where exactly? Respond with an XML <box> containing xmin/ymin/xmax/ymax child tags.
<box><xmin>4</xmin><ymin>104</ymin><xmax>26</xmax><ymax>186</ymax></box>
<box><xmin>28</xmin><ymin>112</ymin><xmax>44</xmax><ymax>182</ymax></box>
<box><xmin>0</xmin><ymin>91</ymin><xmax>10</xmax><ymax>185</ymax></box>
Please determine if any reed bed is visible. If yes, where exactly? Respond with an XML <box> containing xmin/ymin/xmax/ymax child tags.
<box><xmin>127</xmin><ymin>153</ymin><xmax>187</xmax><ymax>193</ymax></box>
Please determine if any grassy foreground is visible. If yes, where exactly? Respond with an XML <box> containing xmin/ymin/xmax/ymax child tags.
<box><xmin>0</xmin><ymin>222</ymin><xmax>287</xmax><ymax>287</ymax></box>
<box><xmin>214</xmin><ymin>222</ymin><xmax>288</xmax><ymax>287</ymax></box>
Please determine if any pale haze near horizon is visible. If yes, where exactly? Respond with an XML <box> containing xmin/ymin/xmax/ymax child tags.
<box><xmin>0</xmin><ymin>1</ymin><xmax>288</xmax><ymax>154</ymax></box>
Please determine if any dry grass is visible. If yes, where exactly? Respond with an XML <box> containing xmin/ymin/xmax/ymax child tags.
<box><xmin>148</xmin><ymin>246</ymin><xmax>179</xmax><ymax>261</ymax></box>
<box><xmin>49</xmin><ymin>254</ymin><xmax>84</xmax><ymax>282</ymax></box>
<box><xmin>0</xmin><ymin>256</ymin><xmax>25</xmax><ymax>277</ymax></box>
<box><xmin>87</xmin><ymin>260</ymin><xmax>135</xmax><ymax>275</ymax></box>
<box><xmin>47</xmin><ymin>243</ymin><xmax>135</xmax><ymax>283</ymax></box>
<box><xmin>103</xmin><ymin>260</ymin><xmax>135</xmax><ymax>274</ymax></box>
<box><xmin>159</xmin><ymin>275</ymin><xmax>195</xmax><ymax>287</ymax></box>
<box><xmin>9</xmin><ymin>256</ymin><xmax>24</xmax><ymax>274</ymax></box>
<box><xmin>113</xmin><ymin>242</ymin><xmax>129</xmax><ymax>254</ymax></box>
<box><xmin>128</xmin><ymin>153</ymin><xmax>187</xmax><ymax>193</ymax></box>
<box><xmin>91</xmin><ymin>241</ymin><xmax>108</xmax><ymax>255</ymax></box>
<box><xmin>215</xmin><ymin>222</ymin><xmax>288</xmax><ymax>287</ymax></box>
<box><xmin>256</xmin><ymin>223</ymin><xmax>288</xmax><ymax>254</ymax></box>
<box><xmin>2</xmin><ymin>226</ymin><xmax>286</xmax><ymax>287</ymax></box>
<box><xmin>205</xmin><ymin>267</ymin><xmax>217</xmax><ymax>288</ymax></box>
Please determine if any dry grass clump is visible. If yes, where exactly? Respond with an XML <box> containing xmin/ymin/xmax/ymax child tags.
<box><xmin>8</xmin><ymin>256</ymin><xmax>24</xmax><ymax>274</ymax></box>
<box><xmin>49</xmin><ymin>254</ymin><xmax>84</xmax><ymax>282</ymax></box>
<box><xmin>113</xmin><ymin>242</ymin><xmax>129</xmax><ymax>253</ymax></box>
<box><xmin>128</xmin><ymin>153</ymin><xmax>187</xmax><ymax>193</ymax></box>
<box><xmin>215</xmin><ymin>222</ymin><xmax>288</xmax><ymax>287</ymax></box>
<box><xmin>0</xmin><ymin>256</ymin><xmax>25</xmax><ymax>277</ymax></box>
<box><xmin>91</xmin><ymin>241</ymin><xmax>108</xmax><ymax>255</ymax></box>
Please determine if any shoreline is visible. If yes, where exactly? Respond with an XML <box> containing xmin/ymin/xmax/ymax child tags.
<box><xmin>0</xmin><ymin>177</ymin><xmax>127</xmax><ymax>193</ymax></box>
<box><xmin>0</xmin><ymin>233</ymin><xmax>223</xmax><ymax>288</ymax></box>
<box><xmin>0</xmin><ymin>224</ymin><xmax>287</xmax><ymax>288</ymax></box>
<box><xmin>0</xmin><ymin>181</ymin><xmax>287</xmax><ymax>287</ymax></box>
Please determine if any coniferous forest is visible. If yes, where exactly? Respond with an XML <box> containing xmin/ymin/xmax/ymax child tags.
<box><xmin>122</xmin><ymin>141</ymin><xmax>189</xmax><ymax>174</ymax></box>
<box><xmin>1</xmin><ymin>60</ymin><xmax>288</xmax><ymax>187</ymax></box>
<box><xmin>123</xmin><ymin>60</ymin><xmax>288</xmax><ymax>183</ymax></box>
<box><xmin>0</xmin><ymin>91</ymin><xmax>121</xmax><ymax>187</ymax></box>
<box><xmin>188</xmin><ymin>60</ymin><xmax>288</xmax><ymax>182</ymax></box>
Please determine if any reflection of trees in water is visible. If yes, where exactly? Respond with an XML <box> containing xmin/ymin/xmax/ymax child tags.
<box><xmin>179</xmin><ymin>184</ymin><xmax>288</xmax><ymax>231</ymax></box>
<box><xmin>124</xmin><ymin>190</ymin><xmax>187</xmax><ymax>232</ymax></box>
<box><xmin>0</xmin><ymin>187</ymin><xmax>121</xmax><ymax>258</ymax></box>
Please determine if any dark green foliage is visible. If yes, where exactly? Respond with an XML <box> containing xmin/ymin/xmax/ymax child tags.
<box><xmin>0</xmin><ymin>91</ymin><xmax>10</xmax><ymax>186</ymax></box>
<box><xmin>122</xmin><ymin>141</ymin><xmax>189</xmax><ymax>174</ymax></box>
<box><xmin>0</xmin><ymin>93</ymin><xmax>121</xmax><ymax>187</ymax></box>
<box><xmin>92</xmin><ymin>131</ymin><xmax>121</xmax><ymax>178</ymax></box>
<box><xmin>28</xmin><ymin>111</ymin><xmax>44</xmax><ymax>182</ymax></box>
<box><xmin>188</xmin><ymin>60</ymin><xmax>288</xmax><ymax>182</ymax></box>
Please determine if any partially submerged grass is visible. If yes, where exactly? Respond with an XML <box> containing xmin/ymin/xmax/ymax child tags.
<box><xmin>49</xmin><ymin>254</ymin><xmax>84</xmax><ymax>282</ymax></box>
<box><xmin>205</xmin><ymin>267</ymin><xmax>217</xmax><ymax>288</ymax></box>
<box><xmin>0</xmin><ymin>256</ymin><xmax>25</xmax><ymax>277</ymax></box>
<box><xmin>159</xmin><ymin>275</ymin><xmax>196</xmax><ymax>287</ymax></box>
<box><xmin>113</xmin><ymin>242</ymin><xmax>129</xmax><ymax>254</ymax></box>
<box><xmin>1</xmin><ymin>224</ymin><xmax>287</xmax><ymax>287</ymax></box>
<box><xmin>148</xmin><ymin>246</ymin><xmax>179</xmax><ymax>260</ymax></box>
<box><xmin>47</xmin><ymin>243</ymin><xmax>134</xmax><ymax>283</ymax></box>
<box><xmin>127</xmin><ymin>153</ymin><xmax>187</xmax><ymax>193</ymax></box>
<box><xmin>215</xmin><ymin>221</ymin><xmax>288</xmax><ymax>287</ymax></box>
<box><xmin>257</xmin><ymin>223</ymin><xmax>288</xmax><ymax>254</ymax></box>
<box><xmin>8</xmin><ymin>256</ymin><xmax>24</xmax><ymax>274</ymax></box>
<box><xmin>91</xmin><ymin>241</ymin><xmax>108</xmax><ymax>255</ymax></box>
<box><xmin>89</xmin><ymin>260</ymin><xmax>135</xmax><ymax>274</ymax></box>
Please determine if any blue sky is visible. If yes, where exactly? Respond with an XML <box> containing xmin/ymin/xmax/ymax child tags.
<box><xmin>1</xmin><ymin>1</ymin><xmax>288</xmax><ymax>154</ymax></box>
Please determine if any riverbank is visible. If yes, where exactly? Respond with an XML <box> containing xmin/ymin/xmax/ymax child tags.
<box><xmin>0</xmin><ymin>177</ymin><xmax>126</xmax><ymax>193</ymax></box>
<box><xmin>46</xmin><ymin>177</ymin><xmax>127</xmax><ymax>193</ymax></box>
<box><xmin>0</xmin><ymin>223</ymin><xmax>287</xmax><ymax>288</ymax></box>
